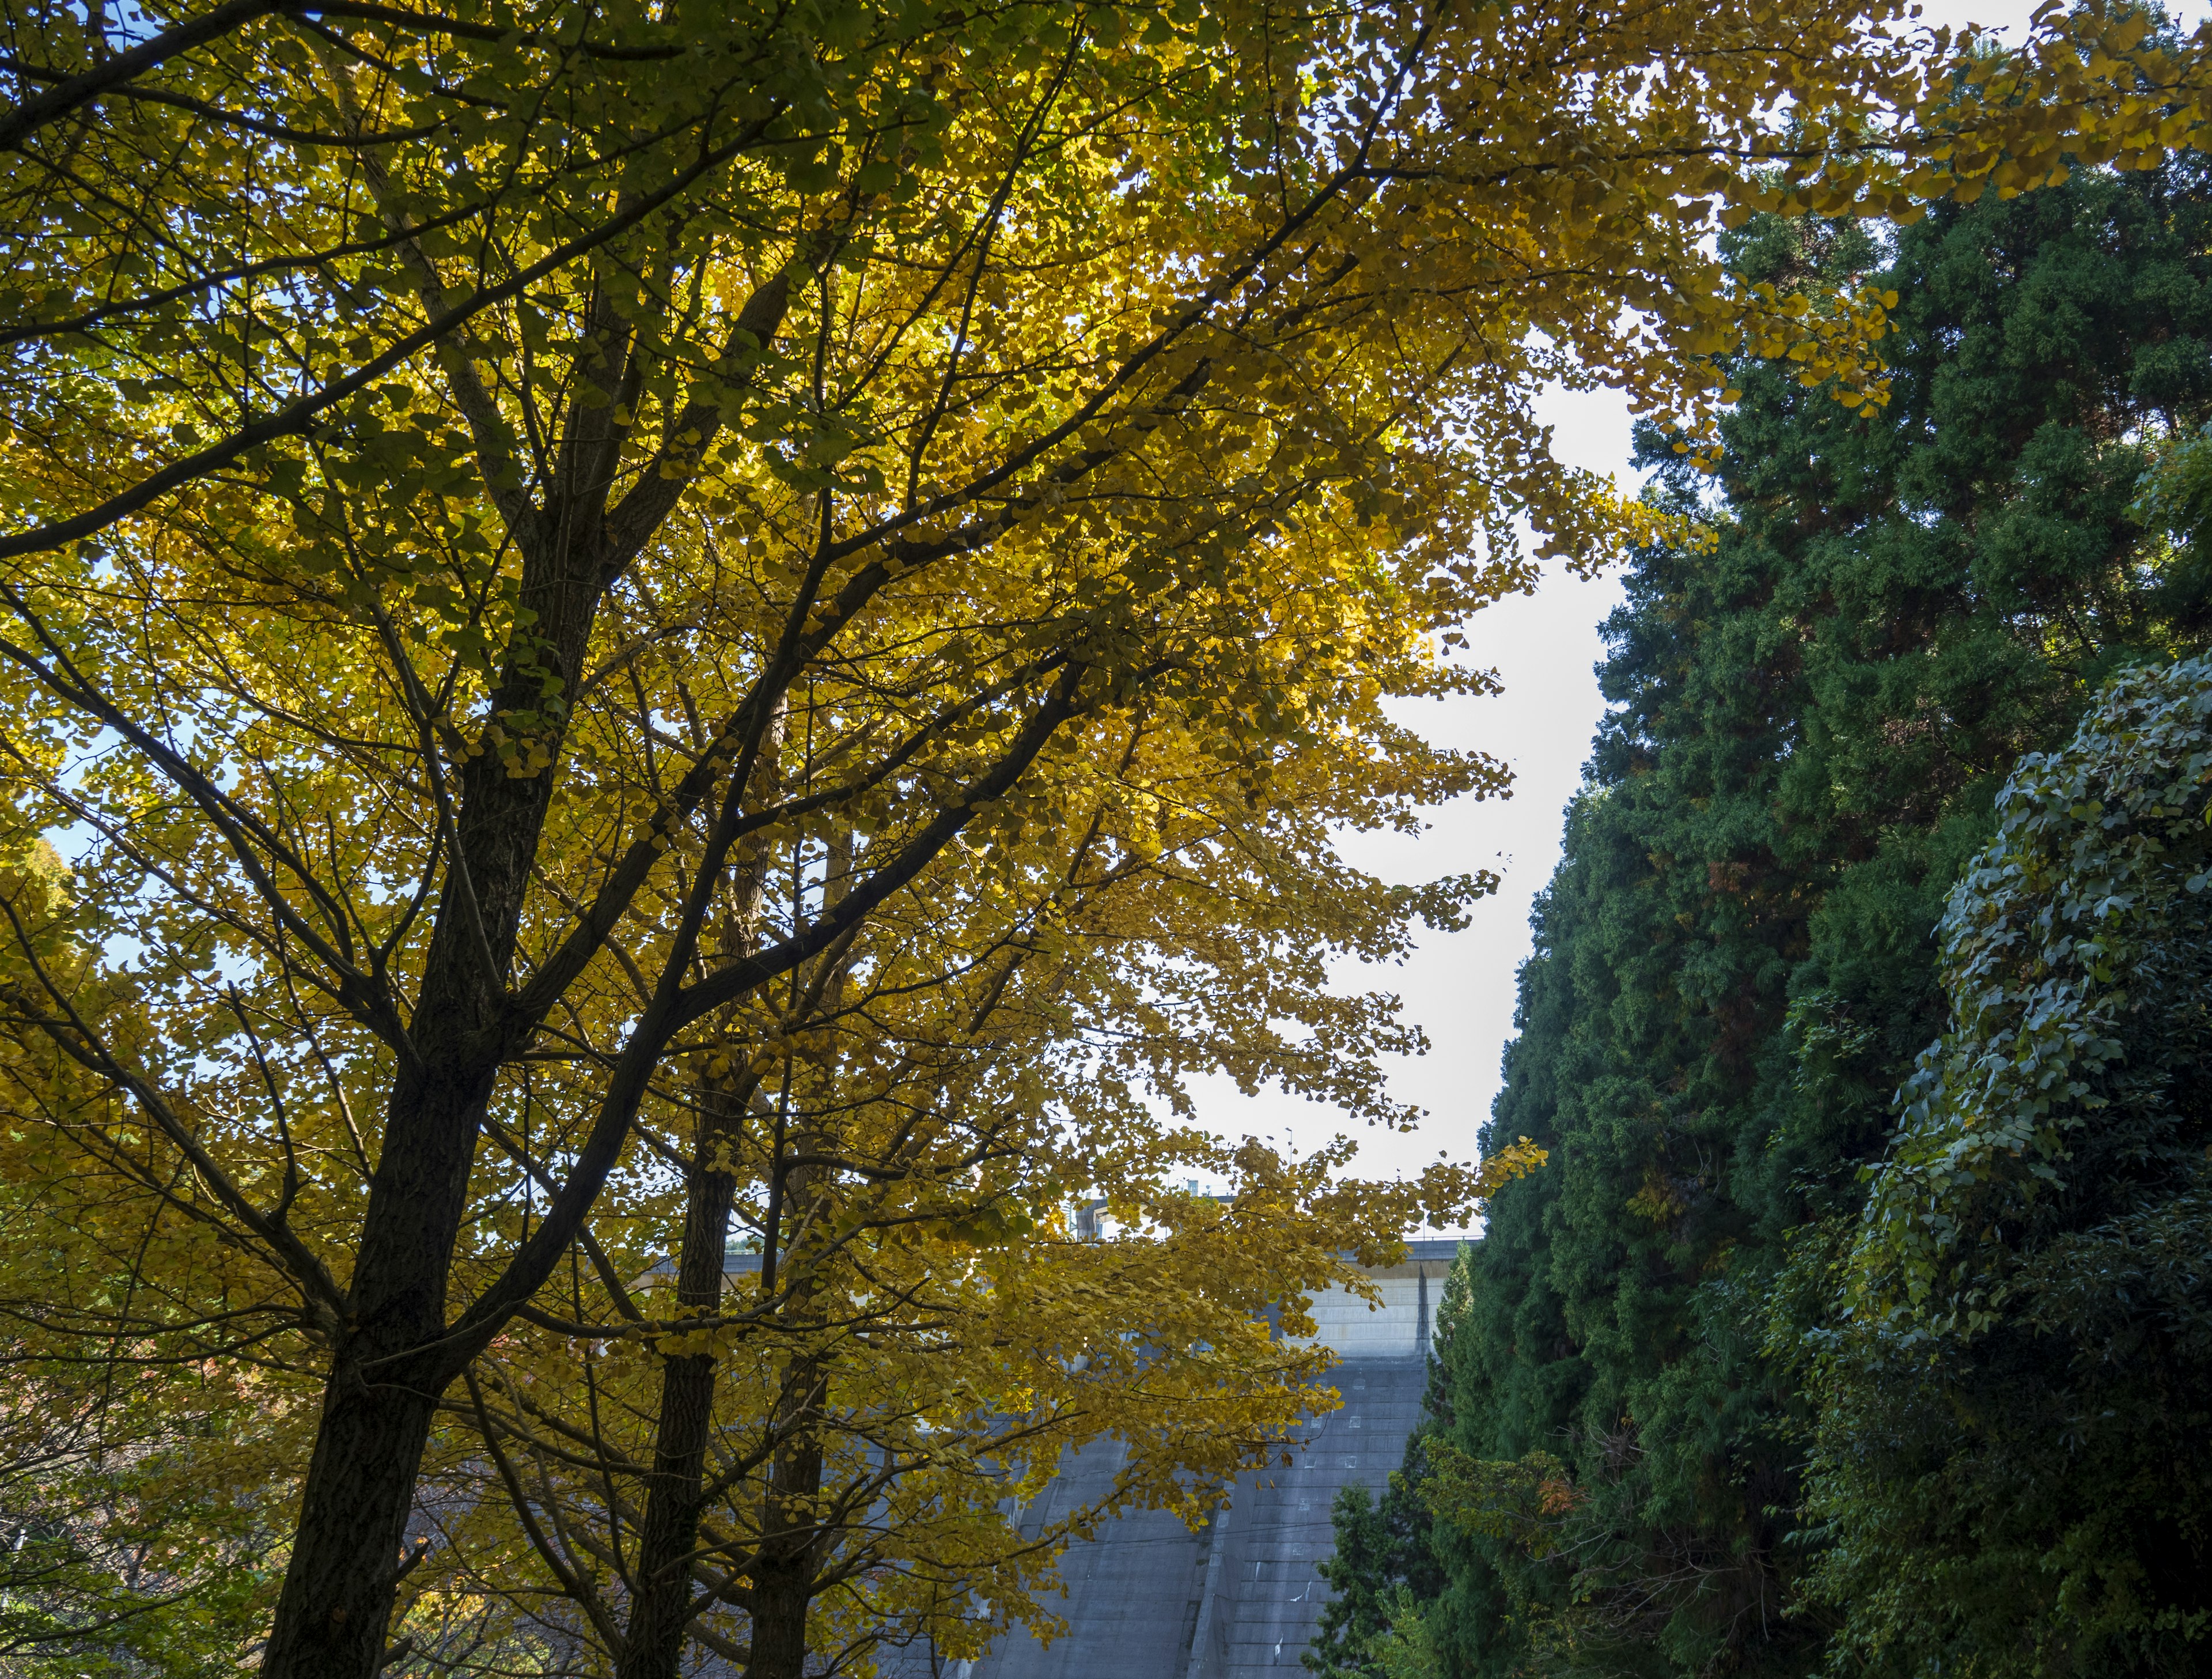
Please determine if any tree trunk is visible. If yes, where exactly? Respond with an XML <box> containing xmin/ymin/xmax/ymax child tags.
<box><xmin>617</xmin><ymin>1094</ymin><xmax>743</xmax><ymax>1679</ymax></box>
<box><xmin>260</xmin><ymin>694</ymin><xmax>581</xmax><ymax>1676</ymax></box>
<box><xmin>745</xmin><ymin>1122</ymin><xmax>830</xmax><ymax>1678</ymax></box>
<box><xmin>744</xmin><ymin>1374</ymin><xmax>827</xmax><ymax>1679</ymax></box>
<box><xmin>257</xmin><ymin>1375</ymin><xmax>442</xmax><ymax>1673</ymax></box>
<box><xmin>744</xmin><ymin>1545</ymin><xmax>818</xmax><ymax>1679</ymax></box>
<box><xmin>257</xmin><ymin>1042</ymin><xmax>510</xmax><ymax>1673</ymax></box>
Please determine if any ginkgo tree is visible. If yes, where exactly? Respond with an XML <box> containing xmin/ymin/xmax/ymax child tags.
<box><xmin>2</xmin><ymin>0</ymin><xmax>2211</xmax><ymax>1675</ymax></box>
<box><xmin>404</xmin><ymin>639</ymin><xmax>1546</xmax><ymax>1678</ymax></box>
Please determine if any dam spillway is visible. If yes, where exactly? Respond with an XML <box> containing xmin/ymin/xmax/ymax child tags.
<box><xmin>966</xmin><ymin>1239</ymin><xmax>1459</xmax><ymax>1679</ymax></box>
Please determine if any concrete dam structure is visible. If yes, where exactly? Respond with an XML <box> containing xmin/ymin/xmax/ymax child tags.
<box><xmin>966</xmin><ymin>1239</ymin><xmax>1460</xmax><ymax>1679</ymax></box>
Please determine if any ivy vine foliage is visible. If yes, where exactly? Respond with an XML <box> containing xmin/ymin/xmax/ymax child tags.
<box><xmin>1316</xmin><ymin>148</ymin><xmax>2212</xmax><ymax>1679</ymax></box>
<box><xmin>1856</xmin><ymin>656</ymin><xmax>2212</xmax><ymax>1332</ymax></box>
<box><xmin>1797</xmin><ymin>655</ymin><xmax>2212</xmax><ymax>1677</ymax></box>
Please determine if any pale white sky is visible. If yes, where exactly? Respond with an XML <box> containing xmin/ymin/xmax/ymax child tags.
<box><xmin>1184</xmin><ymin>389</ymin><xmax>1633</xmax><ymax>1220</ymax></box>
<box><xmin>1191</xmin><ymin>0</ymin><xmax>2198</xmax><ymax>1230</ymax></box>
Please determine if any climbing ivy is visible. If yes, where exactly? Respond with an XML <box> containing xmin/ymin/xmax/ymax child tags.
<box><xmin>1791</xmin><ymin>655</ymin><xmax>2212</xmax><ymax>1676</ymax></box>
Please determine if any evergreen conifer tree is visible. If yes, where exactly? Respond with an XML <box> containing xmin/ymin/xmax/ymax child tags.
<box><xmin>1317</xmin><ymin>150</ymin><xmax>2212</xmax><ymax>1678</ymax></box>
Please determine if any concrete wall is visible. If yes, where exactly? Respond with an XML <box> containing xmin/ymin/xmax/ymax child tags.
<box><xmin>1192</xmin><ymin>1356</ymin><xmax>1429</xmax><ymax>1678</ymax></box>
<box><xmin>1281</xmin><ymin>1262</ymin><xmax>1437</xmax><ymax>1362</ymax></box>
<box><xmin>961</xmin><ymin>1241</ymin><xmax>1461</xmax><ymax>1679</ymax></box>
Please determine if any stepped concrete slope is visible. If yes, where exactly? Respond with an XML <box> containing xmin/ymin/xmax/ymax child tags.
<box><xmin>969</xmin><ymin>1240</ymin><xmax>1459</xmax><ymax>1679</ymax></box>
<box><xmin>964</xmin><ymin>1437</ymin><xmax>1211</xmax><ymax>1678</ymax></box>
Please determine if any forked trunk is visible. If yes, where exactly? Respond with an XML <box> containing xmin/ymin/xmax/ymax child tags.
<box><xmin>261</xmin><ymin>720</ymin><xmax>578</xmax><ymax>1677</ymax></box>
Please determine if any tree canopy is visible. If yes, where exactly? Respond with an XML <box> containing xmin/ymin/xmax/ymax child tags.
<box><xmin>5</xmin><ymin>0</ymin><xmax>2212</xmax><ymax>1674</ymax></box>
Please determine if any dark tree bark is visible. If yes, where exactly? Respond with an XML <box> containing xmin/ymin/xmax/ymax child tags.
<box><xmin>744</xmin><ymin>1359</ymin><xmax>829</xmax><ymax>1679</ymax></box>
<box><xmin>257</xmin><ymin>1373</ymin><xmax>445</xmax><ymax>1672</ymax></box>
<box><xmin>618</xmin><ymin>1118</ymin><xmax>744</xmax><ymax>1679</ymax></box>
<box><xmin>740</xmin><ymin>1083</ymin><xmax>833</xmax><ymax>1679</ymax></box>
<box><xmin>260</xmin><ymin>678</ymin><xmax>584</xmax><ymax>1673</ymax></box>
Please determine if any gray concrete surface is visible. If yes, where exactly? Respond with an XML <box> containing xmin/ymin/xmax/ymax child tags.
<box><xmin>972</xmin><ymin>1435</ymin><xmax>1212</xmax><ymax>1679</ymax></box>
<box><xmin>957</xmin><ymin>1243</ymin><xmax>1456</xmax><ymax>1679</ymax></box>
<box><xmin>1199</xmin><ymin>1356</ymin><xmax>1429</xmax><ymax>1678</ymax></box>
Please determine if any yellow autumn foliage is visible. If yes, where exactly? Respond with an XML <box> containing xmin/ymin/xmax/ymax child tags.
<box><xmin>0</xmin><ymin>0</ymin><xmax>2206</xmax><ymax>1671</ymax></box>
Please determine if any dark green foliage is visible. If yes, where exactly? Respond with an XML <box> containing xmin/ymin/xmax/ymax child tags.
<box><xmin>1314</xmin><ymin>153</ymin><xmax>2212</xmax><ymax>1679</ymax></box>
<box><xmin>1795</xmin><ymin>657</ymin><xmax>2212</xmax><ymax>1676</ymax></box>
<box><xmin>1306</xmin><ymin>1434</ymin><xmax>1449</xmax><ymax>1679</ymax></box>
